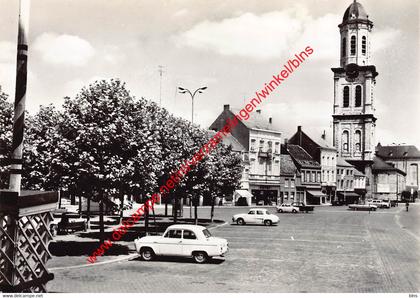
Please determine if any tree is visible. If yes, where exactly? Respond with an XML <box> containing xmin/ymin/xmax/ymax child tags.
<box><xmin>0</xmin><ymin>87</ymin><xmax>13</xmax><ymax>189</ymax></box>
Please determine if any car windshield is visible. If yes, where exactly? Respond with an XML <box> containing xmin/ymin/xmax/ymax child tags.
<box><xmin>202</xmin><ymin>229</ymin><xmax>212</xmax><ymax>238</ymax></box>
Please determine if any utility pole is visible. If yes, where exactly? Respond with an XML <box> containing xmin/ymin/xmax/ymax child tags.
<box><xmin>158</xmin><ymin>65</ymin><xmax>165</xmax><ymax>106</ymax></box>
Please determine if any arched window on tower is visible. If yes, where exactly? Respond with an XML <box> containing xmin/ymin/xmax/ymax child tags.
<box><xmin>343</xmin><ymin>86</ymin><xmax>350</xmax><ymax>107</ymax></box>
<box><xmin>342</xmin><ymin>37</ymin><xmax>347</xmax><ymax>57</ymax></box>
<box><xmin>355</xmin><ymin>85</ymin><xmax>362</xmax><ymax>107</ymax></box>
<box><xmin>351</xmin><ymin>36</ymin><xmax>356</xmax><ymax>56</ymax></box>
<box><xmin>362</xmin><ymin>36</ymin><xmax>367</xmax><ymax>55</ymax></box>
<box><xmin>355</xmin><ymin>130</ymin><xmax>361</xmax><ymax>152</ymax></box>
<box><xmin>342</xmin><ymin>131</ymin><xmax>349</xmax><ymax>152</ymax></box>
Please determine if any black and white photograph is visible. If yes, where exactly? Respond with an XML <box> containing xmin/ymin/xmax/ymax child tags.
<box><xmin>0</xmin><ymin>0</ymin><xmax>419</xmax><ymax>296</ymax></box>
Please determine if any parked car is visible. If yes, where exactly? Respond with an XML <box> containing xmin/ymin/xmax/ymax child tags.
<box><xmin>348</xmin><ymin>204</ymin><xmax>377</xmax><ymax>211</ymax></box>
<box><xmin>232</xmin><ymin>208</ymin><xmax>279</xmax><ymax>226</ymax></box>
<box><xmin>134</xmin><ymin>224</ymin><xmax>228</xmax><ymax>263</ymax></box>
<box><xmin>291</xmin><ymin>202</ymin><xmax>314</xmax><ymax>213</ymax></box>
<box><xmin>50</xmin><ymin>213</ymin><xmax>87</xmax><ymax>236</ymax></box>
<box><xmin>367</xmin><ymin>199</ymin><xmax>390</xmax><ymax>208</ymax></box>
<box><xmin>277</xmin><ymin>203</ymin><xmax>300</xmax><ymax>213</ymax></box>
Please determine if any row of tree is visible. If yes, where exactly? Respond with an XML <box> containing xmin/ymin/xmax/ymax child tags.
<box><xmin>0</xmin><ymin>80</ymin><xmax>243</xmax><ymax>239</ymax></box>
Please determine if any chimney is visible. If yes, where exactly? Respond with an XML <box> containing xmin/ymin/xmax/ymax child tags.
<box><xmin>321</xmin><ymin>130</ymin><xmax>326</xmax><ymax>140</ymax></box>
<box><xmin>284</xmin><ymin>138</ymin><xmax>289</xmax><ymax>145</ymax></box>
<box><xmin>269</xmin><ymin>117</ymin><xmax>272</xmax><ymax>124</ymax></box>
<box><xmin>298</xmin><ymin>126</ymin><xmax>302</xmax><ymax>131</ymax></box>
<box><xmin>223</xmin><ymin>104</ymin><xmax>230</xmax><ymax>111</ymax></box>
<box><xmin>256</xmin><ymin>109</ymin><xmax>261</xmax><ymax>114</ymax></box>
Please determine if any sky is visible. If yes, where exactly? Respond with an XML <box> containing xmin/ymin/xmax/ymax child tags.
<box><xmin>0</xmin><ymin>0</ymin><xmax>419</xmax><ymax>148</ymax></box>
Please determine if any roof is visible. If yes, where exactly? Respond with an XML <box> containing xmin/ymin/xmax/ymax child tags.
<box><xmin>249</xmin><ymin>208</ymin><xmax>268</xmax><ymax>211</ymax></box>
<box><xmin>337</xmin><ymin>157</ymin><xmax>353</xmax><ymax>168</ymax></box>
<box><xmin>220</xmin><ymin>133</ymin><xmax>245</xmax><ymax>152</ymax></box>
<box><xmin>280</xmin><ymin>154</ymin><xmax>298</xmax><ymax>176</ymax></box>
<box><xmin>166</xmin><ymin>224</ymin><xmax>206</xmax><ymax>231</ymax></box>
<box><xmin>287</xmin><ymin>144</ymin><xmax>320</xmax><ymax>168</ymax></box>
<box><xmin>230</xmin><ymin>108</ymin><xmax>279</xmax><ymax>132</ymax></box>
<box><xmin>372</xmin><ymin>156</ymin><xmax>406</xmax><ymax>175</ymax></box>
<box><xmin>234</xmin><ymin>190</ymin><xmax>253</xmax><ymax>198</ymax></box>
<box><xmin>342</xmin><ymin>1</ymin><xmax>369</xmax><ymax>22</ymax></box>
<box><xmin>353</xmin><ymin>168</ymin><xmax>365</xmax><ymax>176</ymax></box>
<box><xmin>376</xmin><ymin>145</ymin><xmax>420</xmax><ymax>159</ymax></box>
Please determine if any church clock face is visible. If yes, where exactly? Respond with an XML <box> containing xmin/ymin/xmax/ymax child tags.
<box><xmin>345</xmin><ymin>63</ymin><xmax>359</xmax><ymax>80</ymax></box>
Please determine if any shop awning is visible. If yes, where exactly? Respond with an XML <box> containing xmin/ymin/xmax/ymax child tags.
<box><xmin>337</xmin><ymin>191</ymin><xmax>360</xmax><ymax>197</ymax></box>
<box><xmin>306</xmin><ymin>190</ymin><xmax>326</xmax><ymax>197</ymax></box>
<box><xmin>235</xmin><ymin>190</ymin><xmax>253</xmax><ymax>198</ymax></box>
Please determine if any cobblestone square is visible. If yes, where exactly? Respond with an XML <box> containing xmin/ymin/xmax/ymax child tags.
<box><xmin>47</xmin><ymin>204</ymin><xmax>420</xmax><ymax>293</ymax></box>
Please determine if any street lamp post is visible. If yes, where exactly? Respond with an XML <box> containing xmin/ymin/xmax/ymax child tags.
<box><xmin>178</xmin><ymin>86</ymin><xmax>207</xmax><ymax>124</ymax></box>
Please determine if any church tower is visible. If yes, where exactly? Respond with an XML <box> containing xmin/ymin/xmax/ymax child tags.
<box><xmin>332</xmin><ymin>0</ymin><xmax>378</xmax><ymax>161</ymax></box>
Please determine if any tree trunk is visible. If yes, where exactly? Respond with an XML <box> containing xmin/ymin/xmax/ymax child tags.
<box><xmin>70</xmin><ymin>192</ymin><xmax>75</xmax><ymax>205</ymax></box>
<box><xmin>86</xmin><ymin>195</ymin><xmax>91</xmax><ymax>229</ymax></box>
<box><xmin>99</xmin><ymin>193</ymin><xmax>104</xmax><ymax>244</ymax></box>
<box><xmin>119</xmin><ymin>190</ymin><xmax>124</xmax><ymax>224</ymax></box>
<box><xmin>164</xmin><ymin>194</ymin><xmax>168</xmax><ymax>217</ymax></box>
<box><xmin>210</xmin><ymin>197</ymin><xmax>215</xmax><ymax>223</ymax></box>
<box><xmin>78</xmin><ymin>194</ymin><xmax>82</xmax><ymax>217</ymax></box>
<box><xmin>173</xmin><ymin>197</ymin><xmax>178</xmax><ymax>223</ymax></box>
<box><xmin>194</xmin><ymin>195</ymin><xmax>198</xmax><ymax>225</ymax></box>
<box><xmin>144</xmin><ymin>195</ymin><xmax>149</xmax><ymax>235</ymax></box>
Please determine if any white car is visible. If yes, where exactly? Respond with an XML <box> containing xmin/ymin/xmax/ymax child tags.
<box><xmin>232</xmin><ymin>208</ymin><xmax>279</xmax><ymax>226</ymax></box>
<box><xmin>348</xmin><ymin>204</ymin><xmax>377</xmax><ymax>211</ymax></box>
<box><xmin>367</xmin><ymin>199</ymin><xmax>390</xmax><ymax>208</ymax></box>
<box><xmin>277</xmin><ymin>203</ymin><xmax>300</xmax><ymax>213</ymax></box>
<box><xmin>134</xmin><ymin>224</ymin><xmax>229</xmax><ymax>263</ymax></box>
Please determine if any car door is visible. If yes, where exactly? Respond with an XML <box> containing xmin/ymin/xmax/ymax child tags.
<box><xmin>245</xmin><ymin>210</ymin><xmax>257</xmax><ymax>223</ymax></box>
<box><xmin>283</xmin><ymin>204</ymin><xmax>292</xmax><ymax>212</ymax></box>
<box><xmin>255</xmin><ymin>210</ymin><xmax>265</xmax><ymax>224</ymax></box>
<box><xmin>159</xmin><ymin>229</ymin><xmax>184</xmax><ymax>256</ymax></box>
<box><xmin>181</xmin><ymin>229</ymin><xmax>200</xmax><ymax>256</ymax></box>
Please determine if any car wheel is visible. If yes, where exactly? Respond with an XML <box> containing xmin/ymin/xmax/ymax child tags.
<box><xmin>140</xmin><ymin>247</ymin><xmax>155</xmax><ymax>261</ymax></box>
<box><xmin>292</xmin><ymin>209</ymin><xmax>297</xmax><ymax>213</ymax></box>
<box><xmin>371</xmin><ymin>207</ymin><xmax>375</xmax><ymax>211</ymax></box>
<box><xmin>193</xmin><ymin>251</ymin><xmax>208</xmax><ymax>264</ymax></box>
<box><xmin>264</xmin><ymin>220</ymin><xmax>272</xmax><ymax>226</ymax></box>
<box><xmin>236</xmin><ymin>218</ymin><xmax>245</xmax><ymax>225</ymax></box>
<box><xmin>279</xmin><ymin>209</ymin><xmax>283</xmax><ymax>213</ymax></box>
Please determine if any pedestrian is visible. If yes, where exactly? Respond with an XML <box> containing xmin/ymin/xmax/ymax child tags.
<box><xmin>405</xmin><ymin>200</ymin><xmax>409</xmax><ymax>212</ymax></box>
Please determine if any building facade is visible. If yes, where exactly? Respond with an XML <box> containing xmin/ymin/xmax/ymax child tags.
<box><xmin>376</xmin><ymin>144</ymin><xmax>420</xmax><ymax>197</ymax></box>
<box><xmin>284</xmin><ymin>144</ymin><xmax>325</xmax><ymax>205</ymax></box>
<box><xmin>372</xmin><ymin>157</ymin><xmax>406</xmax><ymax>201</ymax></box>
<box><xmin>210</xmin><ymin>105</ymin><xmax>281</xmax><ymax>205</ymax></box>
<box><xmin>288</xmin><ymin>126</ymin><xmax>337</xmax><ymax>204</ymax></box>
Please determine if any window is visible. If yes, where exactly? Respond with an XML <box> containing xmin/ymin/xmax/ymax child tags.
<box><xmin>351</xmin><ymin>36</ymin><xmax>356</xmax><ymax>55</ymax></box>
<box><xmin>183</xmin><ymin>230</ymin><xmax>197</xmax><ymax>240</ymax></box>
<box><xmin>342</xmin><ymin>131</ymin><xmax>349</xmax><ymax>152</ymax></box>
<box><xmin>275</xmin><ymin>142</ymin><xmax>280</xmax><ymax>153</ymax></box>
<box><xmin>317</xmin><ymin>172</ymin><xmax>321</xmax><ymax>182</ymax></box>
<box><xmin>267</xmin><ymin>141</ymin><xmax>272</xmax><ymax>151</ymax></box>
<box><xmin>290</xmin><ymin>180</ymin><xmax>295</xmax><ymax>188</ymax></box>
<box><xmin>355</xmin><ymin>85</ymin><xmax>362</xmax><ymax>107</ymax></box>
<box><xmin>362</xmin><ymin>36</ymin><xmax>366</xmax><ymax>55</ymax></box>
<box><xmin>343</xmin><ymin>86</ymin><xmax>350</xmax><ymax>107</ymax></box>
<box><xmin>203</xmin><ymin>229</ymin><xmax>212</xmax><ymax>238</ymax></box>
<box><xmin>409</xmin><ymin>164</ymin><xmax>418</xmax><ymax>185</ymax></box>
<box><xmin>306</xmin><ymin>172</ymin><xmax>310</xmax><ymax>182</ymax></box>
<box><xmin>250</xmin><ymin>139</ymin><xmax>256</xmax><ymax>151</ymax></box>
<box><xmin>248</xmin><ymin>210</ymin><xmax>255</xmax><ymax>215</ymax></box>
<box><xmin>342</xmin><ymin>37</ymin><xmax>347</xmax><ymax>57</ymax></box>
<box><xmin>312</xmin><ymin>172</ymin><xmax>316</xmax><ymax>182</ymax></box>
<box><xmin>256</xmin><ymin>210</ymin><xmax>264</xmax><ymax>215</ymax></box>
<box><xmin>302</xmin><ymin>172</ymin><xmax>305</xmax><ymax>182</ymax></box>
<box><xmin>355</xmin><ymin>130</ymin><xmax>361</xmax><ymax>152</ymax></box>
<box><xmin>165</xmin><ymin>229</ymin><xmax>182</xmax><ymax>238</ymax></box>
<box><xmin>259</xmin><ymin>140</ymin><xmax>264</xmax><ymax>150</ymax></box>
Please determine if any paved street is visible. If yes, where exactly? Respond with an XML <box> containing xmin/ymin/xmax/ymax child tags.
<box><xmin>47</xmin><ymin>204</ymin><xmax>420</xmax><ymax>293</ymax></box>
